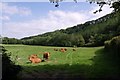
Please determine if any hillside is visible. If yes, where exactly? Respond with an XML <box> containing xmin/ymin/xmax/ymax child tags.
<box><xmin>3</xmin><ymin>11</ymin><xmax>120</xmax><ymax>47</ymax></box>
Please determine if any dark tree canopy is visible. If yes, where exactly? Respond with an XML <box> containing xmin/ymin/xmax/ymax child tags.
<box><xmin>49</xmin><ymin>0</ymin><xmax>120</xmax><ymax>13</ymax></box>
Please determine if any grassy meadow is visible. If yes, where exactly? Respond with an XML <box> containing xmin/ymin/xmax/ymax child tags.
<box><xmin>3</xmin><ymin>44</ymin><xmax>120</xmax><ymax>79</ymax></box>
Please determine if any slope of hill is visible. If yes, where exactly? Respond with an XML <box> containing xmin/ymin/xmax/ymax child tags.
<box><xmin>4</xmin><ymin>11</ymin><xmax>120</xmax><ymax>47</ymax></box>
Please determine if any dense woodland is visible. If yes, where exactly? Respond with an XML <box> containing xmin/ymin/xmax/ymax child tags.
<box><xmin>2</xmin><ymin>8</ymin><xmax>120</xmax><ymax>47</ymax></box>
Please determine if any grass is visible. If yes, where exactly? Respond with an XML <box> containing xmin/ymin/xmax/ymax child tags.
<box><xmin>3</xmin><ymin>44</ymin><xmax>120</xmax><ymax>80</ymax></box>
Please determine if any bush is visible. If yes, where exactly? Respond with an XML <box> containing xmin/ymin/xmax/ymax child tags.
<box><xmin>84</xmin><ymin>43</ymin><xmax>96</xmax><ymax>47</ymax></box>
<box><xmin>104</xmin><ymin>36</ymin><xmax>120</xmax><ymax>57</ymax></box>
<box><xmin>104</xmin><ymin>40</ymin><xmax>111</xmax><ymax>50</ymax></box>
<box><xmin>1</xmin><ymin>46</ymin><xmax>22</xmax><ymax>80</ymax></box>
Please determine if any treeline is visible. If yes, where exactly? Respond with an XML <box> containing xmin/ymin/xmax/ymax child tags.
<box><xmin>22</xmin><ymin>33</ymin><xmax>85</xmax><ymax>47</ymax></box>
<box><xmin>2</xmin><ymin>37</ymin><xmax>22</xmax><ymax>44</ymax></box>
<box><xmin>2</xmin><ymin>33</ymin><xmax>85</xmax><ymax>47</ymax></box>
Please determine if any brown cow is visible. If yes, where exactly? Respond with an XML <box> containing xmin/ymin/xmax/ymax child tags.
<box><xmin>28</xmin><ymin>54</ymin><xmax>41</xmax><ymax>63</ymax></box>
<box><xmin>60</xmin><ymin>48</ymin><xmax>67</xmax><ymax>52</ymax></box>
<box><xmin>43</xmin><ymin>52</ymin><xmax>50</xmax><ymax>60</ymax></box>
<box><xmin>54</xmin><ymin>48</ymin><xmax>58</xmax><ymax>51</ymax></box>
<box><xmin>60</xmin><ymin>49</ymin><xmax>65</xmax><ymax>52</ymax></box>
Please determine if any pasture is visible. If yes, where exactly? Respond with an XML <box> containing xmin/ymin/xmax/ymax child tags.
<box><xmin>3</xmin><ymin>45</ymin><xmax>120</xmax><ymax>79</ymax></box>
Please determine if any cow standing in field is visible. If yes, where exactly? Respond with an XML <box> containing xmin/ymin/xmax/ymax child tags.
<box><xmin>60</xmin><ymin>48</ymin><xmax>67</xmax><ymax>52</ymax></box>
<box><xmin>43</xmin><ymin>52</ymin><xmax>50</xmax><ymax>60</ymax></box>
<box><xmin>60</xmin><ymin>49</ymin><xmax>65</xmax><ymax>52</ymax></box>
<box><xmin>28</xmin><ymin>54</ymin><xmax>41</xmax><ymax>63</ymax></box>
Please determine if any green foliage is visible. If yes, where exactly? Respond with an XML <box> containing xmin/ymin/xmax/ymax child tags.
<box><xmin>1</xmin><ymin>46</ymin><xmax>22</xmax><ymax>80</ymax></box>
<box><xmin>49</xmin><ymin>33</ymin><xmax>85</xmax><ymax>47</ymax></box>
<box><xmin>111</xmin><ymin>1</ymin><xmax>120</xmax><ymax>12</ymax></box>
<box><xmin>2</xmin><ymin>37</ymin><xmax>22</xmax><ymax>44</ymax></box>
<box><xmin>70</xmin><ymin>34</ymin><xmax>85</xmax><ymax>47</ymax></box>
<box><xmin>85</xmin><ymin>34</ymin><xmax>112</xmax><ymax>47</ymax></box>
<box><xmin>104</xmin><ymin>35</ymin><xmax>120</xmax><ymax>57</ymax></box>
<box><xmin>22</xmin><ymin>32</ymin><xmax>85</xmax><ymax>47</ymax></box>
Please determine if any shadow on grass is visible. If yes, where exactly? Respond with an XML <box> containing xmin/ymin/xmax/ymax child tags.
<box><xmin>18</xmin><ymin>48</ymin><xmax>120</xmax><ymax>80</ymax></box>
<box><xmin>90</xmin><ymin>48</ymin><xmax>120</xmax><ymax>80</ymax></box>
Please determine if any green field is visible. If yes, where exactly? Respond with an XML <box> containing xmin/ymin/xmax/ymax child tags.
<box><xmin>3</xmin><ymin>44</ymin><xmax>120</xmax><ymax>79</ymax></box>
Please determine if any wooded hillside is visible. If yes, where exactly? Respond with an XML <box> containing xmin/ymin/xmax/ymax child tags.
<box><xmin>20</xmin><ymin>10</ymin><xmax>120</xmax><ymax>47</ymax></box>
<box><xmin>3</xmin><ymin>10</ymin><xmax>120</xmax><ymax>47</ymax></box>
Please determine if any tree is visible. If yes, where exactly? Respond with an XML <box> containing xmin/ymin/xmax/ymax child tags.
<box><xmin>49</xmin><ymin>0</ymin><xmax>120</xmax><ymax>13</ymax></box>
<box><xmin>70</xmin><ymin>34</ymin><xmax>85</xmax><ymax>47</ymax></box>
<box><xmin>49</xmin><ymin>0</ymin><xmax>77</xmax><ymax>7</ymax></box>
<box><xmin>2</xmin><ymin>37</ymin><xmax>22</xmax><ymax>44</ymax></box>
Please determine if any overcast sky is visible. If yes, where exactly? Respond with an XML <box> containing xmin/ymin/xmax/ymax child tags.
<box><xmin>1</xmin><ymin>2</ymin><xmax>114</xmax><ymax>39</ymax></box>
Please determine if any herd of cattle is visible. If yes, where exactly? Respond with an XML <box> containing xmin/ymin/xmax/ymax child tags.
<box><xmin>28</xmin><ymin>48</ymin><xmax>76</xmax><ymax>64</ymax></box>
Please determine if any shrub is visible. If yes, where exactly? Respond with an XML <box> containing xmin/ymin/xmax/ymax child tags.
<box><xmin>84</xmin><ymin>43</ymin><xmax>96</xmax><ymax>47</ymax></box>
<box><xmin>104</xmin><ymin>40</ymin><xmax>111</xmax><ymax>50</ymax></box>
<box><xmin>104</xmin><ymin>36</ymin><xmax>120</xmax><ymax>57</ymax></box>
<box><xmin>1</xmin><ymin>46</ymin><xmax>22</xmax><ymax>80</ymax></box>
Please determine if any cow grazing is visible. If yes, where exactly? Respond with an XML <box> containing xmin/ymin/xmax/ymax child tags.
<box><xmin>54</xmin><ymin>48</ymin><xmax>58</xmax><ymax>51</ymax></box>
<box><xmin>60</xmin><ymin>48</ymin><xmax>66</xmax><ymax>52</ymax></box>
<box><xmin>73</xmin><ymin>49</ymin><xmax>76</xmax><ymax>51</ymax></box>
<box><xmin>28</xmin><ymin>54</ymin><xmax>41</xmax><ymax>63</ymax></box>
<box><xmin>61</xmin><ymin>49</ymin><xmax>65</xmax><ymax>52</ymax></box>
<box><xmin>43</xmin><ymin>52</ymin><xmax>50</xmax><ymax>60</ymax></box>
<box><xmin>64</xmin><ymin>48</ymin><xmax>67</xmax><ymax>51</ymax></box>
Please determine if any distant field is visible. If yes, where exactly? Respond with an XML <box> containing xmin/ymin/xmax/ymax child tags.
<box><xmin>3</xmin><ymin>44</ymin><xmax>120</xmax><ymax>79</ymax></box>
<box><xmin>3</xmin><ymin>44</ymin><xmax>99</xmax><ymax>65</ymax></box>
